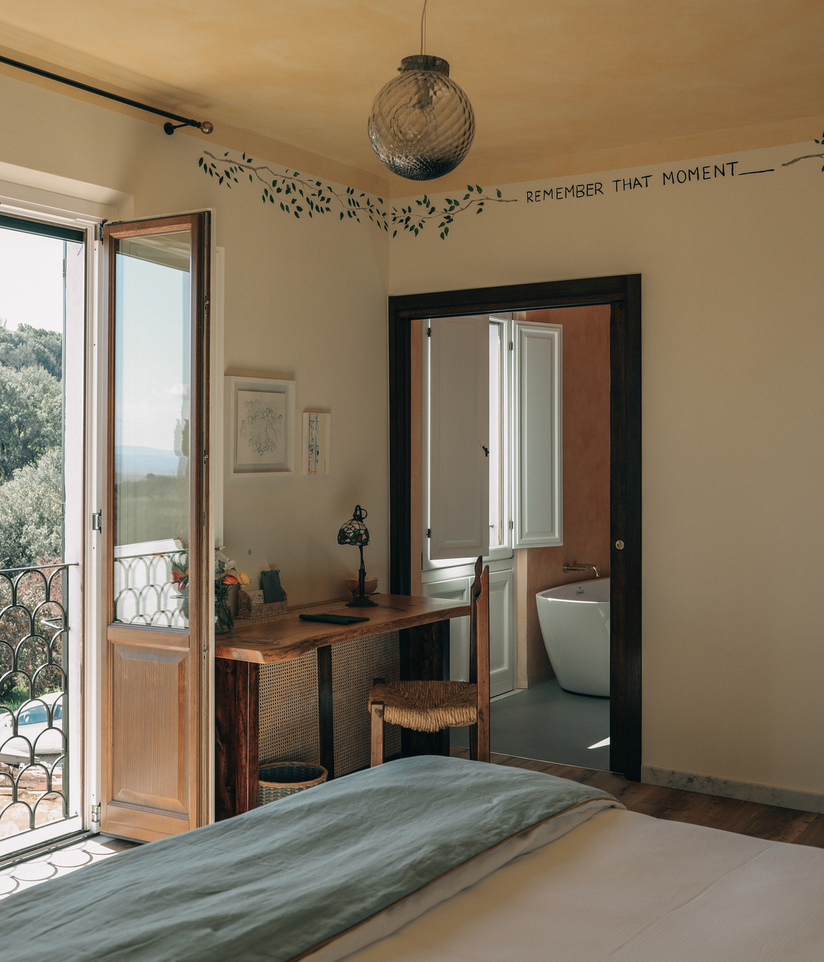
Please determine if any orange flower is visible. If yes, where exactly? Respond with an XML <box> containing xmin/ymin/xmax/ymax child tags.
<box><xmin>223</xmin><ymin>574</ymin><xmax>238</xmax><ymax>585</ymax></box>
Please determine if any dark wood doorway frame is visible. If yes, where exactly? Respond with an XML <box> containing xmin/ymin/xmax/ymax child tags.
<box><xmin>388</xmin><ymin>275</ymin><xmax>641</xmax><ymax>780</ymax></box>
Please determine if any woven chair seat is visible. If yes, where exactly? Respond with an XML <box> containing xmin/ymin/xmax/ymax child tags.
<box><xmin>368</xmin><ymin>680</ymin><xmax>479</xmax><ymax>732</ymax></box>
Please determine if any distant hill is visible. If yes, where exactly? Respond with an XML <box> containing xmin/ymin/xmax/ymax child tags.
<box><xmin>116</xmin><ymin>446</ymin><xmax>183</xmax><ymax>478</ymax></box>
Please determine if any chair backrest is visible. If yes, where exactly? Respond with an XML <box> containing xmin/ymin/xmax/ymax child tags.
<box><xmin>468</xmin><ymin>557</ymin><xmax>490</xmax><ymax>761</ymax></box>
<box><xmin>468</xmin><ymin>556</ymin><xmax>490</xmax><ymax>719</ymax></box>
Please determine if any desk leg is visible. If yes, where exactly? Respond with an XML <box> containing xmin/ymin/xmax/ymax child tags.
<box><xmin>215</xmin><ymin>659</ymin><xmax>259</xmax><ymax>821</ymax></box>
<box><xmin>399</xmin><ymin>622</ymin><xmax>450</xmax><ymax>758</ymax></box>
<box><xmin>317</xmin><ymin>645</ymin><xmax>335</xmax><ymax>779</ymax></box>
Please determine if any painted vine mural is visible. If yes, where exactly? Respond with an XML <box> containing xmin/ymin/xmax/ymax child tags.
<box><xmin>199</xmin><ymin>150</ymin><xmax>515</xmax><ymax>239</ymax></box>
<box><xmin>200</xmin><ymin>132</ymin><xmax>822</xmax><ymax>240</ymax></box>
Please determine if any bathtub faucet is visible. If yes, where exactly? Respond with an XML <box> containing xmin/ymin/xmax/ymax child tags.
<box><xmin>563</xmin><ymin>562</ymin><xmax>600</xmax><ymax>578</ymax></box>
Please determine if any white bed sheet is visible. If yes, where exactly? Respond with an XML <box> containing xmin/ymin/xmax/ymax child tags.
<box><xmin>336</xmin><ymin>807</ymin><xmax>824</xmax><ymax>962</ymax></box>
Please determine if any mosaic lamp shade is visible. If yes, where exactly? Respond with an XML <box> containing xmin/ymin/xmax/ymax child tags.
<box><xmin>368</xmin><ymin>55</ymin><xmax>475</xmax><ymax>181</ymax></box>
<box><xmin>338</xmin><ymin>505</ymin><xmax>378</xmax><ymax>607</ymax></box>
<box><xmin>337</xmin><ymin>505</ymin><xmax>370</xmax><ymax>546</ymax></box>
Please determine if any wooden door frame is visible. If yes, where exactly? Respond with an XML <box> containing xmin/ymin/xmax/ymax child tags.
<box><xmin>388</xmin><ymin>275</ymin><xmax>642</xmax><ymax>780</ymax></box>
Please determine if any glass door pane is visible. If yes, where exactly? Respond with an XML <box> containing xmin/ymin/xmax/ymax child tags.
<box><xmin>0</xmin><ymin>216</ymin><xmax>86</xmax><ymax>856</ymax></box>
<box><xmin>112</xmin><ymin>232</ymin><xmax>191</xmax><ymax>628</ymax></box>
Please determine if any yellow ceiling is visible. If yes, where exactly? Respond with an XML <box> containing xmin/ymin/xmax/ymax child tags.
<box><xmin>1</xmin><ymin>0</ymin><xmax>822</xmax><ymax>196</ymax></box>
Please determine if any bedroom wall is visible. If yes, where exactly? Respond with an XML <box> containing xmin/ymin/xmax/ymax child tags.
<box><xmin>0</xmin><ymin>71</ymin><xmax>392</xmax><ymax>606</ymax></box>
<box><xmin>388</xmin><ymin>142</ymin><xmax>824</xmax><ymax>809</ymax></box>
<box><xmin>4</xmin><ymin>69</ymin><xmax>824</xmax><ymax>811</ymax></box>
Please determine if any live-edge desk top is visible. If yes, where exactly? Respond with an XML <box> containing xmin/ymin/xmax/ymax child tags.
<box><xmin>214</xmin><ymin>594</ymin><xmax>470</xmax><ymax>665</ymax></box>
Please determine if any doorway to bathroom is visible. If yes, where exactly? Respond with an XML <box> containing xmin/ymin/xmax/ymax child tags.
<box><xmin>419</xmin><ymin>305</ymin><xmax>612</xmax><ymax>771</ymax></box>
<box><xmin>387</xmin><ymin>275</ymin><xmax>641</xmax><ymax>780</ymax></box>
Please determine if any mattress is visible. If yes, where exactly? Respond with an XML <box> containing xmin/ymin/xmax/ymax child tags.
<box><xmin>337</xmin><ymin>805</ymin><xmax>824</xmax><ymax>962</ymax></box>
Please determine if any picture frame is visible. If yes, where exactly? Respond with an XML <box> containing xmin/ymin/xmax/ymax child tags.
<box><xmin>227</xmin><ymin>375</ymin><xmax>295</xmax><ymax>475</ymax></box>
<box><xmin>302</xmin><ymin>412</ymin><xmax>331</xmax><ymax>475</ymax></box>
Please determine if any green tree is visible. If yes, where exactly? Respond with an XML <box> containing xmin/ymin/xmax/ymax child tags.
<box><xmin>0</xmin><ymin>447</ymin><xmax>63</xmax><ymax>569</ymax></box>
<box><xmin>0</xmin><ymin>321</ymin><xmax>62</xmax><ymax>379</ymax></box>
<box><xmin>0</xmin><ymin>364</ymin><xmax>62</xmax><ymax>481</ymax></box>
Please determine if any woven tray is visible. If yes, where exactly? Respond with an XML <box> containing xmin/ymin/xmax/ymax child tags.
<box><xmin>258</xmin><ymin>761</ymin><xmax>328</xmax><ymax>804</ymax></box>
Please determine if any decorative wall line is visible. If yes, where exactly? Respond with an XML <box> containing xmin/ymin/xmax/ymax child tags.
<box><xmin>199</xmin><ymin>150</ymin><xmax>516</xmax><ymax>239</ymax></box>
<box><xmin>200</xmin><ymin>134</ymin><xmax>821</xmax><ymax>239</ymax></box>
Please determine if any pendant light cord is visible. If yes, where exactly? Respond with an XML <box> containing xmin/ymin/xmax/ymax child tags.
<box><xmin>421</xmin><ymin>0</ymin><xmax>428</xmax><ymax>55</ymax></box>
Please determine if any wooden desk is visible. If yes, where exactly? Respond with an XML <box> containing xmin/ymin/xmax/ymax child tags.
<box><xmin>214</xmin><ymin>594</ymin><xmax>469</xmax><ymax>820</ymax></box>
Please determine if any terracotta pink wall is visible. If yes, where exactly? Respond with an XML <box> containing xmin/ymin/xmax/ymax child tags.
<box><xmin>519</xmin><ymin>304</ymin><xmax>611</xmax><ymax>686</ymax></box>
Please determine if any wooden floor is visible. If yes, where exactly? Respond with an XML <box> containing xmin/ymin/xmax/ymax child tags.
<box><xmin>452</xmin><ymin>748</ymin><xmax>824</xmax><ymax>849</ymax></box>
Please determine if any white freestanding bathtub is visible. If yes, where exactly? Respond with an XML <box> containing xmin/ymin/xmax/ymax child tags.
<box><xmin>535</xmin><ymin>578</ymin><xmax>610</xmax><ymax>697</ymax></box>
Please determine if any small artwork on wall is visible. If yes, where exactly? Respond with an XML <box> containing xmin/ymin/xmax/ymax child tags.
<box><xmin>227</xmin><ymin>375</ymin><xmax>295</xmax><ymax>475</ymax></box>
<box><xmin>302</xmin><ymin>412</ymin><xmax>331</xmax><ymax>475</ymax></box>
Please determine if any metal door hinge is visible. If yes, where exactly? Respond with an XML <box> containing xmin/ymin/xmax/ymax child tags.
<box><xmin>426</xmin><ymin>528</ymin><xmax>431</xmax><ymax>538</ymax></box>
<box><xmin>427</xmin><ymin>327</ymin><xmax>431</xmax><ymax>337</ymax></box>
<box><xmin>91</xmin><ymin>510</ymin><xmax>102</xmax><ymax>532</ymax></box>
<box><xmin>91</xmin><ymin>803</ymin><xmax>101</xmax><ymax>823</ymax></box>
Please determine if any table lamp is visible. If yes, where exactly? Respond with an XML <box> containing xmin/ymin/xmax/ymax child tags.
<box><xmin>337</xmin><ymin>504</ymin><xmax>378</xmax><ymax>607</ymax></box>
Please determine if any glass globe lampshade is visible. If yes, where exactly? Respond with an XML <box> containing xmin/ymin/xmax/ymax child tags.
<box><xmin>368</xmin><ymin>55</ymin><xmax>475</xmax><ymax>181</ymax></box>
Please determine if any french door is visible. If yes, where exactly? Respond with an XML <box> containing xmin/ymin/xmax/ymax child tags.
<box><xmin>101</xmin><ymin>213</ymin><xmax>210</xmax><ymax>841</ymax></box>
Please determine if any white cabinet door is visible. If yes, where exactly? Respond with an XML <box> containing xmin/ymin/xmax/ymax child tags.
<box><xmin>488</xmin><ymin>568</ymin><xmax>516</xmax><ymax>697</ymax></box>
<box><xmin>423</xmin><ymin>566</ymin><xmax>515</xmax><ymax>696</ymax></box>
<box><xmin>422</xmin><ymin>576</ymin><xmax>471</xmax><ymax>681</ymax></box>
<box><xmin>428</xmin><ymin>316</ymin><xmax>490</xmax><ymax>561</ymax></box>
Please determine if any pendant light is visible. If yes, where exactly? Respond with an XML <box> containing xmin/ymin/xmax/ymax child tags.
<box><xmin>368</xmin><ymin>1</ymin><xmax>475</xmax><ymax>181</ymax></box>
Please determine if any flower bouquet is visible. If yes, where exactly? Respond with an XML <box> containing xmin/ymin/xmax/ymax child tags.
<box><xmin>171</xmin><ymin>545</ymin><xmax>251</xmax><ymax>634</ymax></box>
<box><xmin>215</xmin><ymin>550</ymin><xmax>253</xmax><ymax>634</ymax></box>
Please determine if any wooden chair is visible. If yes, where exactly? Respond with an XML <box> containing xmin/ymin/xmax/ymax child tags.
<box><xmin>368</xmin><ymin>558</ymin><xmax>490</xmax><ymax>765</ymax></box>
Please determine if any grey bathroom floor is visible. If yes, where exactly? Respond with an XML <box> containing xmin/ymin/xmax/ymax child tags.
<box><xmin>452</xmin><ymin>678</ymin><xmax>611</xmax><ymax>771</ymax></box>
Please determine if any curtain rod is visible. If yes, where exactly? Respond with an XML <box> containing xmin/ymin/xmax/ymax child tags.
<box><xmin>0</xmin><ymin>53</ymin><xmax>213</xmax><ymax>135</ymax></box>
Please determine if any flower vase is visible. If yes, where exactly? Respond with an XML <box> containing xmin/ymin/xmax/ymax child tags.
<box><xmin>215</xmin><ymin>600</ymin><xmax>234</xmax><ymax>634</ymax></box>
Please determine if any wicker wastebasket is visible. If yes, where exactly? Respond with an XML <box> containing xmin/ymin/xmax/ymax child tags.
<box><xmin>258</xmin><ymin>761</ymin><xmax>328</xmax><ymax>805</ymax></box>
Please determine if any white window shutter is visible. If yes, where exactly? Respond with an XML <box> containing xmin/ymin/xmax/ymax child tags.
<box><xmin>428</xmin><ymin>315</ymin><xmax>490</xmax><ymax>560</ymax></box>
<box><xmin>513</xmin><ymin>322</ymin><xmax>563</xmax><ymax>548</ymax></box>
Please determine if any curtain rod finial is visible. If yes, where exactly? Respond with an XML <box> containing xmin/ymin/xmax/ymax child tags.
<box><xmin>164</xmin><ymin>119</ymin><xmax>213</xmax><ymax>136</ymax></box>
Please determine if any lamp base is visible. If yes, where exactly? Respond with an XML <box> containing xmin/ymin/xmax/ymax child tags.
<box><xmin>346</xmin><ymin>595</ymin><xmax>379</xmax><ymax>608</ymax></box>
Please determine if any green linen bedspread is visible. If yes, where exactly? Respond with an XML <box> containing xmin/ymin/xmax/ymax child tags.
<box><xmin>1</xmin><ymin>755</ymin><xmax>620</xmax><ymax>962</ymax></box>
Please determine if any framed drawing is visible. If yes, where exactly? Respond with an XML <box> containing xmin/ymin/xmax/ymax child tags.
<box><xmin>302</xmin><ymin>412</ymin><xmax>331</xmax><ymax>475</ymax></box>
<box><xmin>227</xmin><ymin>375</ymin><xmax>295</xmax><ymax>475</ymax></box>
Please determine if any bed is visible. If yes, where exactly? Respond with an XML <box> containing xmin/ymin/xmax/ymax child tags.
<box><xmin>2</xmin><ymin>756</ymin><xmax>823</xmax><ymax>961</ymax></box>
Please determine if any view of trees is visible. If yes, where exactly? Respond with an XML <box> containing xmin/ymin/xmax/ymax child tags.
<box><xmin>0</xmin><ymin>322</ymin><xmax>63</xmax><ymax>569</ymax></box>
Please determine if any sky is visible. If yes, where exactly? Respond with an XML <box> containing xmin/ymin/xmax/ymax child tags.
<box><xmin>0</xmin><ymin>228</ymin><xmax>65</xmax><ymax>333</ymax></box>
